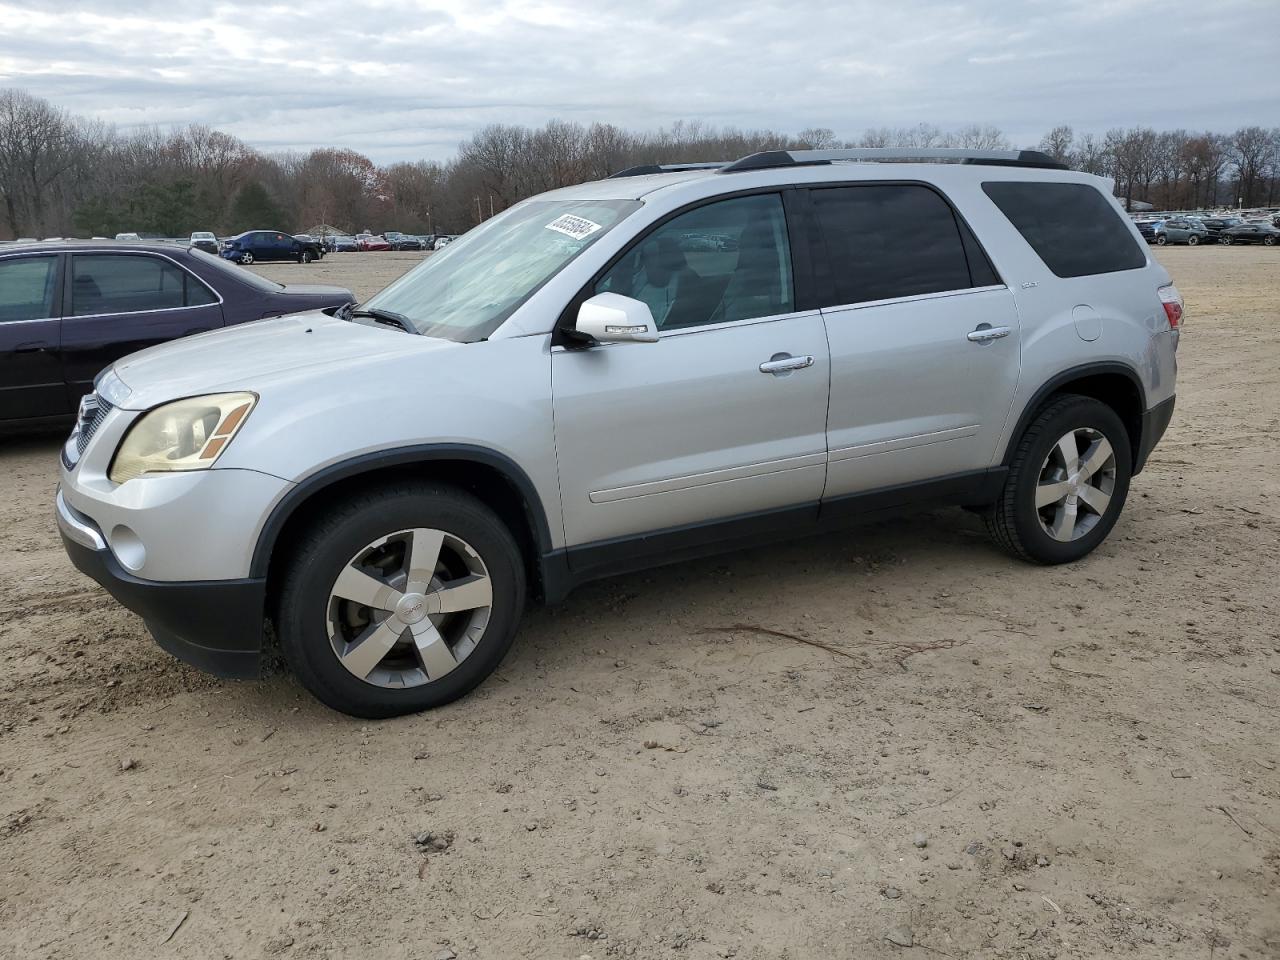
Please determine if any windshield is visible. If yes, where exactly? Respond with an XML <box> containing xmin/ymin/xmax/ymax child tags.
<box><xmin>363</xmin><ymin>198</ymin><xmax>640</xmax><ymax>341</ymax></box>
<box><xmin>192</xmin><ymin>232</ymin><xmax>215</xmax><ymax>240</ymax></box>
<box><xmin>189</xmin><ymin>248</ymin><xmax>284</xmax><ymax>292</ymax></box>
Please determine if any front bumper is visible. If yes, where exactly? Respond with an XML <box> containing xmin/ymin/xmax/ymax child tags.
<box><xmin>57</xmin><ymin>488</ymin><xmax>266</xmax><ymax>679</ymax></box>
<box><xmin>1134</xmin><ymin>395</ymin><xmax>1175</xmax><ymax>474</ymax></box>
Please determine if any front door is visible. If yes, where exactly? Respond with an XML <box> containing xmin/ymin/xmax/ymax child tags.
<box><xmin>552</xmin><ymin>192</ymin><xmax>830</xmax><ymax>559</ymax></box>
<box><xmin>807</xmin><ymin>183</ymin><xmax>1022</xmax><ymax>502</ymax></box>
<box><xmin>0</xmin><ymin>253</ymin><xmax>66</xmax><ymax>422</ymax></box>
<box><xmin>61</xmin><ymin>251</ymin><xmax>223</xmax><ymax>404</ymax></box>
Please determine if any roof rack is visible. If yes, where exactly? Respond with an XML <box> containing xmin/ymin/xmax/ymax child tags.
<box><xmin>608</xmin><ymin>162</ymin><xmax>728</xmax><ymax>178</ymax></box>
<box><xmin>718</xmin><ymin>148</ymin><xmax>1068</xmax><ymax>174</ymax></box>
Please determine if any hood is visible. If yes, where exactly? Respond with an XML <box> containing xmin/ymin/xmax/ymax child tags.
<box><xmin>109</xmin><ymin>311</ymin><xmax>461</xmax><ymax>410</ymax></box>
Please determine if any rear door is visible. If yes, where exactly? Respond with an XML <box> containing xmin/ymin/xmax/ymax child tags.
<box><xmin>0</xmin><ymin>252</ymin><xmax>68</xmax><ymax>422</ymax></box>
<box><xmin>60</xmin><ymin>251</ymin><xmax>223</xmax><ymax>403</ymax></box>
<box><xmin>809</xmin><ymin>183</ymin><xmax>1022</xmax><ymax>506</ymax></box>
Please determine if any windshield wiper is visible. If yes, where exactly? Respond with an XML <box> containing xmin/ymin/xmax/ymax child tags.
<box><xmin>344</xmin><ymin>304</ymin><xmax>417</xmax><ymax>333</ymax></box>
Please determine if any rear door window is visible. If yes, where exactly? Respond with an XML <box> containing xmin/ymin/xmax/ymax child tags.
<box><xmin>982</xmin><ymin>181</ymin><xmax>1145</xmax><ymax>278</ymax></box>
<box><xmin>71</xmin><ymin>254</ymin><xmax>213</xmax><ymax>315</ymax></box>
<box><xmin>810</xmin><ymin>184</ymin><xmax>986</xmax><ymax>306</ymax></box>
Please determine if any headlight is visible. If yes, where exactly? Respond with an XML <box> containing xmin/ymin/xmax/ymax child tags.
<box><xmin>108</xmin><ymin>393</ymin><xmax>257</xmax><ymax>484</ymax></box>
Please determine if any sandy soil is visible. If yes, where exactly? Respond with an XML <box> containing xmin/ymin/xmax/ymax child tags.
<box><xmin>1</xmin><ymin>246</ymin><xmax>1278</xmax><ymax>960</ymax></box>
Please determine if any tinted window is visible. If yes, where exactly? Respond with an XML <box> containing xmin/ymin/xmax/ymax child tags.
<box><xmin>597</xmin><ymin>193</ymin><xmax>794</xmax><ymax>330</ymax></box>
<box><xmin>72</xmin><ymin>254</ymin><xmax>212</xmax><ymax>315</ymax></box>
<box><xmin>0</xmin><ymin>256</ymin><xmax>57</xmax><ymax>323</ymax></box>
<box><xmin>982</xmin><ymin>181</ymin><xmax>1145</xmax><ymax>278</ymax></box>
<box><xmin>812</xmin><ymin>185</ymin><xmax>975</xmax><ymax>305</ymax></box>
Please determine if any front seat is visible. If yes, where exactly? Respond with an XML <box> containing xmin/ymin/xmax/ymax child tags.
<box><xmin>715</xmin><ymin>220</ymin><xmax>784</xmax><ymax>323</ymax></box>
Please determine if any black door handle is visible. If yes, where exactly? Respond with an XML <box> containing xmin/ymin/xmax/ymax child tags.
<box><xmin>14</xmin><ymin>342</ymin><xmax>48</xmax><ymax>353</ymax></box>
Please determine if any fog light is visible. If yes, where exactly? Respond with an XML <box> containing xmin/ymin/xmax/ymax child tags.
<box><xmin>110</xmin><ymin>525</ymin><xmax>146</xmax><ymax>572</ymax></box>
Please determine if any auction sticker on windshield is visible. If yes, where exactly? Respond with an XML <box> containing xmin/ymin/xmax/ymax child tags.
<box><xmin>545</xmin><ymin>214</ymin><xmax>603</xmax><ymax>240</ymax></box>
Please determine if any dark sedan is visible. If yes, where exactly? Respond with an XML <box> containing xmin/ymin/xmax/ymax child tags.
<box><xmin>221</xmin><ymin>230</ymin><xmax>325</xmax><ymax>265</ymax></box>
<box><xmin>383</xmin><ymin>231</ymin><xmax>424</xmax><ymax>251</ymax></box>
<box><xmin>1220</xmin><ymin>223</ymin><xmax>1279</xmax><ymax>246</ymax></box>
<box><xmin>1200</xmin><ymin>217</ymin><xmax>1244</xmax><ymax>242</ymax></box>
<box><xmin>0</xmin><ymin>241</ymin><xmax>353</xmax><ymax>430</ymax></box>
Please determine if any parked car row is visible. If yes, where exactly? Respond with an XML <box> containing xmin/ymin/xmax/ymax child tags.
<box><xmin>1134</xmin><ymin>213</ymin><xmax>1280</xmax><ymax>247</ymax></box>
<box><xmin>323</xmin><ymin>232</ymin><xmax>450</xmax><ymax>252</ymax></box>
<box><xmin>7</xmin><ymin>230</ymin><xmax>456</xmax><ymax>256</ymax></box>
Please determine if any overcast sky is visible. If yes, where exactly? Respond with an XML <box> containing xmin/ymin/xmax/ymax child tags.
<box><xmin>1</xmin><ymin>0</ymin><xmax>1276</xmax><ymax>163</ymax></box>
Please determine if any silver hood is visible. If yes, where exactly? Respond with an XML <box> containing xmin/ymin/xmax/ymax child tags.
<box><xmin>107</xmin><ymin>311</ymin><xmax>461</xmax><ymax>410</ymax></box>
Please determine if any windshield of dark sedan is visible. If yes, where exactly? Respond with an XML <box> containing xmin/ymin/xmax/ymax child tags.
<box><xmin>361</xmin><ymin>198</ymin><xmax>641</xmax><ymax>341</ymax></box>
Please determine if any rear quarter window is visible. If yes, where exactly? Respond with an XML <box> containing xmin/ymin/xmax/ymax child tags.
<box><xmin>982</xmin><ymin>181</ymin><xmax>1146</xmax><ymax>278</ymax></box>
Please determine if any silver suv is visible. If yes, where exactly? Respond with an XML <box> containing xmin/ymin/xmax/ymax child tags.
<box><xmin>55</xmin><ymin>148</ymin><xmax>1181</xmax><ymax>718</ymax></box>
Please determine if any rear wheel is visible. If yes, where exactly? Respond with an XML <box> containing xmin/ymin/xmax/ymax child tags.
<box><xmin>276</xmin><ymin>484</ymin><xmax>526</xmax><ymax>718</ymax></box>
<box><xmin>1155</xmin><ymin>234</ymin><xmax>1167</xmax><ymax>245</ymax></box>
<box><xmin>985</xmin><ymin>395</ymin><xmax>1132</xmax><ymax>565</ymax></box>
<box><xmin>1221</xmin><ymin>236</ymin><xmax>1233</xmax><ymax>245</ymax></box>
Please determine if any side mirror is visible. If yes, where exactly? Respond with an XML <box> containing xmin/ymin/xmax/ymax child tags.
<box><xmin>575</xmin><ymin>293</ymin><xmax>659</xmax><ymax>344</ymax></box>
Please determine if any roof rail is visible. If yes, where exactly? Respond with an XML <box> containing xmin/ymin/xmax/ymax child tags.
<box><xmin>608</xmin><ymin>162</ymin><xmax>728</xmax><ymax>178</ymax></box>
<box><xmin>718</xmin><ymin>148</ymin><xmax>1068</xmax><ymax>174</ymax></box>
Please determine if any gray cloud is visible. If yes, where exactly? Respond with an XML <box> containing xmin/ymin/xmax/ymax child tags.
<box><xmin>1</xmin><ymin>0</ymin><xmax>1275</xmax><ymax>162</ymax></box>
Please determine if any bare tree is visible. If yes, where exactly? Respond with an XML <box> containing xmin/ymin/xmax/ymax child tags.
<box><xmin>0</xmin><ymin>89</ymin><xmax>80</xmax><ymax>235</ymax></box>
<box><xmin>795</xmin><ymin>127</ymin><xmax>838</xmax><ymax>149</ymax></box>
<box><xmin>1230</xmin><ymin>126</ymin><xmax>1273</xmax><ymax>207</ymax></box>
<box><xmin>1039</xmin><ymin>125</ymin><xmax>1074</xmax><ymax>165</ymax></box>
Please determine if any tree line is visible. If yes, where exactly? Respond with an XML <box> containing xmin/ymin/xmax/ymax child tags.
<box><xmin>1</xmin><ymin>87</ymin><xmax>1277</xmax><ymax>241</ymax></box>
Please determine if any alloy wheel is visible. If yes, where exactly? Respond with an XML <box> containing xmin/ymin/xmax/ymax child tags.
<box><xmin>1034</xmin><ymin>427</ymin><xmax>1117</xmax><ymax>543</ymax></box>
<box><xmin>326</xmin><ymin>527</ymin><xmax>493</xmax><ymax>688</ymax></box>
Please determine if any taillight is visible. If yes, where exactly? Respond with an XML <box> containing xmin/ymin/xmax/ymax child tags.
<box><xmin>1158</xmin><ymin>284</ymin><xmax>1183</xmax><ymax>330</ymax></box>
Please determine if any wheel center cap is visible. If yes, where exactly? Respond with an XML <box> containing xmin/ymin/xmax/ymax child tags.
<box><xmin>396</xmin><ymin>593</ymin><xmax>429</xmax><ymax>624</ymax></box>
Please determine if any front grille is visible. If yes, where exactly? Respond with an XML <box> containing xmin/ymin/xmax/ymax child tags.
<box><xmin>75</xmin><ymin>394</ymin><xmax>113</xmax><ymax>455</ymax></box>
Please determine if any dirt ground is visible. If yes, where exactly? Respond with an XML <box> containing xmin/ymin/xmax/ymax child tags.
<box><xmin>1</xmin><ymin>246</ymin><xmax>1278</xmax><ymax>960</ymax></box>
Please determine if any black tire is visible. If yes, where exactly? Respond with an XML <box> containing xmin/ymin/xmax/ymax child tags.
<box><xmin>1187</xmin><ymin>234</ymin><xmax>1199</xmax><ymax>246</ymax></box>
<box><xmin>1155</xmin><ymin>234</ymin><xmax>1167</xmax><ymax>245</ymax></box>
<box><xmin>276</xmin><ymin>483</ymin><xmax>526</xmax><ymax>718</ymax></box>
<box><xmin>984</xmin><ymin>394</ymin><xmax>1132</xmax><ymax>565</ymax></box>
<box><xmin>301</xmin><ymin>249</ymin><xmax>314</xmax><ymax>263</ymax></box>
<box><xmin>240</xmin><ymin>251</ymin><xmax>254</xmax><ymax>265</ymax></box>
<box><xmin>1264</xmin><ymin>236</ymin><xmax>1275</xmax><ymax>246</ymax></box>
<box><xmin>1220</xmin><ymin>236</ymin><xmax>1232</xmax><ymax>245</ymax></box>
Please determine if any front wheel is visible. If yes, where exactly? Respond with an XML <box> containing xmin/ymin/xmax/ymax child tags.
<box><xmin>240</xmin><ymin>251</ymin><xmax>255</xmax><ymax>265</ymax></box>
<box><xmin>301</xmin><ymin>249</ymin><xmax>315</xmax><ymax>263</ymax></box>
<box><xmin>276</xmin><ymin>484</ymin><xmax>526</xmax><ymax>718</ymax></box>
<box><xmin>985</xmin><ymin>394</ymin><xmax>1132</xmax><ymax>565</ymax></box>
<box><xmin>1263</xmin><ymin>236</ymin><xmax>1275</xmax><ymax>246</ymax></box>
<box><xmin>1187</xmin><ymin>234</ymin><xmax>1200</xmax><ymax>246</ymax></box>
<box><xmin>1155</xmin><ymin>234</ymin><xmax>1167</xmax><ymax>245</ymax></box>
